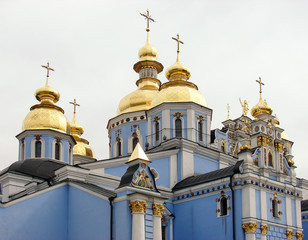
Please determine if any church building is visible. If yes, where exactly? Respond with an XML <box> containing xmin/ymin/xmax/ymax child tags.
<box><xmin>0</xmin><ymin>10</ymin><xmax>307</xmax><ymax>240</ymax></box>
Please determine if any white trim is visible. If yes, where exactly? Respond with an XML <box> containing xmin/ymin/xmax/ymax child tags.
<box><xmin>216</xmin><ymin>191</ymin><xmax>231</xmax><ymax>217</ymax></box>
<box><xmin>19</xmin><ymin>140</ymin><xmax>25</xmax><ymax>161</ymax></box>
<box><xmin>113</xmin><ymin>138</ymin><xmax>123</xmax><ymax>157</ymax></box>
<box><xmin>51</xmin><ymin>139</ymin><xmax>64</xmax><ymax>161</ymax></box>
<box><xmin>128</xmin><ymin>134</ymin><xmax>143</xmax><ymax>154</ymax></box>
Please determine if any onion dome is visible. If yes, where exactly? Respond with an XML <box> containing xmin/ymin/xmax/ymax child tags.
<box><xmin>251</xmin><ymin>77</ymin><xmax>273</xmax><ymax>118</ymax></box>
<box><xmin>69</xmin><ymin>99</ymin><xmax>94</xmax><ymax>158</ymax></box>
<box><xmin>117</xmin><ymin>10</ymin><xmax>163</xmax><ymax>115</ymax></box>
<box><xmin>151</xmin><ymin>34</ymin><xmax>207</xmax><ymax>108</ymax></box>
<box><xmin>22</xmin><ymin>63</ymin><xmax>70</xmax><ymax>133</ymax></box>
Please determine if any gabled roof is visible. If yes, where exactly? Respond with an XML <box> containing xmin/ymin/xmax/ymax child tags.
<box><xmin>173</xmin><ymin>160</ymin><xmax>243</xmax><ymax>191</ymax></box>
<box><xmin>0</xmin><ymin>159</ymin><xmax>67</xmax><ymax>180</ymax></box>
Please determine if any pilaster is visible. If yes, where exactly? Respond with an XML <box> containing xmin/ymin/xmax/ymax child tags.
<box><xmin>286</xmin><ymin>230</ymin><xmax>294</xmax><ymax>239</ymax></box>
<box><xmin>129</xmin><ymin>200</ymin><xmax>148</xmax><ymax>240</ymax></box>
<box><xmin>152</xmin><ymin>203</ymin><xmax>165</xmax><ymax>240</ymax></box>
<box><xmin>242</xmin><ymin>222</ymin><xmax>258</xmax><ymax>240</ymax></box>
<box><xmin>260</xmin><ymin>225</ymin><xmax>269</xmax><ymax>240</ymax></box>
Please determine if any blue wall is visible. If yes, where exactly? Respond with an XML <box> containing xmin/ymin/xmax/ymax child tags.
<box><xmin>0</xmin><ymin>186</ymin><xmax>68</xmax><ymax>240</ymax></box>
<box><xmin>194</xmin><ymin>153</ymin><xmax>219</xmax><ymax>175</ymax></box>
<box><xmin>67</xmin><ymin>186</ymin><xmax>110</xmax><ymax>240</ymax></box>
<box><xmin>113</xmin><ymin>200</ymin><xmax>132</xmax><ymax>240</ymax></box>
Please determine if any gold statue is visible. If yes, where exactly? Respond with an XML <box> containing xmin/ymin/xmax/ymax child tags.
<box><xmin>239</xmin><ymin>98</ymin><xmax>249</xmax><ymax>116</ymax></box>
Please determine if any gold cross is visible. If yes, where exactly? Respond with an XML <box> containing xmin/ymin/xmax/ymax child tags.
<box><xmin>41</xmin><ymin>62</ymin><xmax>54</xmax><ymax>86</ymax></box>
<box><xmin>140</xmin><ymin>9</ymin><xmax>155</xmax><ymax>32</ymax></box>
<box><xmin>69</xmin><ymin>99</ymin><xmax>80</xmax><ymax>115</ymax></box>
<box><xmin>256</xmin><ymin>77</ymin><xmax>264</xmax><ymax>94</ymax></box>
<box><xmin>172</xmin><ymin>34</ymin><xmax>184</xmax><ymax>54</ymax></box>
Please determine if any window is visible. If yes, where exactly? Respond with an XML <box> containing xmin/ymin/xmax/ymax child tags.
<box><xmin>155</xmin><ymin>121</ymin><xmax>160</xmax><ymax>142</ymax></box>
<box><xmin>55</xmin><ymin>142</ymin><xmax>60</xmax><ymax>160</ymax></box>
<box><xmin>117</xmin><ymin>141</ymin><xmax>122</xmax><ymax>156</ymax></box>
<box><xmin>216</xmin><ymin>191</ymin><xmax>230</xmax><ymax>217</ymax></box>
<box><xmin>20</xmin><ymin>141</ymin><xmax>25</xmax><ymax>160</ymax></box>
<box><xmin>175</xmin><ymin>119</ymin><xmax>182</xmax><ymax>138</ymax></box>
<box><xmin>132</xmin><ymin>137</ymin><xmax>139</xmax><ymax>150</ymax></box>
<box><xmin>35</xmin><ymin>140</ymin><xmax>42</xmax><ymax>158</ymax></box>
<box><xmin>220</xmin><ymin>196</ymin><xmax>228</xmax><ymax>216</ymax></box>
<box><xmin>198</xmin><ymin>121</ymin><xmax>203</xmax><ymax>141</ymax></box>
<box><xmin>271</xmin><ymin>193</ymin><xmax>281</xmax><ymax>218</ymax></box>
<box><xmin>268</xmin><ymin>151</ymin><xmax>273</xmax><ymax>167</ymax></box>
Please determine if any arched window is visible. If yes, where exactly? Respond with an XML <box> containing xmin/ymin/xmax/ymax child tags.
<box><xmin>35</xmin><ymin>140</ymin><xmax>42</xmax><ymax>158</ymax></box>
<box><xmin>175</xmin><ymin>119</ymin><xmax>182</xmax><ymax>138</ymax></box>
<box><xmin>117</xmin><ymin>141</ymin><xmax>122</xmax><ymax>157</ymax></box>
<box><xmin>198</xmin><ymin>121</ymin><xmax>203</xmax><ymax>141</ymax></box>
<box><xmin>268</xmin><ymin>151</ymin><xmax>273</xmax><ymax>167</ymax></box>
<box><xmin>55</xmin><ymin>142</ymin><xmax>60</xmax><ymax>160</ymax></box>
<box><xmin>155</xmin><ymin>122</ymin><xmax>160</xmax><ymax>142</ymax></box>
<box><xmin>220</xmin><ymin>196</ymin><xmax>228</xmax><ymax>216</ymax></box>
<box><xmin>272</xmin><ymin>199</ymin><xmax>278</xmax><ymax>217</ymax></box>
<box><xmin>133</xmin><ymin>137</ymin><xmax>139</xmax><ymax>150</ymax></box>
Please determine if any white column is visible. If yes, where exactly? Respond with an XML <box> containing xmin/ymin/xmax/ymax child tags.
<box><xmin>260</xmin><ymin>225</ymin><xmax>269</xmax><ymax>240</ymax></box>
<box><xmin>242</xmin><ymin>186</ymin><xmax>256</xmax><ymax>218</ymax></box>
<box><xmin>147</xmin><ymin>116</ymin><xmax>152</xmax><ymax>148</ymax></box>
<box><xmin>260</xmin><ymin>191</ymin><xmax>267</xmax><ymax>220</ymax></box>
<box><xmin>169</xmin><ymin>154</ymin><xmax>178</xmax><ymax>188</ymax></box>
<box><xmin>181</xmin><ymin>149</ymin><xmax>194</xmax><ymax>179</ymax></box>
<box><xmin>152</xmin><ymin>204</ymin><xmax>164</xmax><ymax>240</ymax></box>
<box><xmin>129</xmin><ymin>200</ymin><xmax>148</xmax><ymax>240</ymax></box>
<box><xmin>286</xmin><ymin>197</ymin><xmax>292</xmax><ymax>226</ymax></box>
<box><xmin>242</xmin><ymin>222</ymin><xmax>257</xmax><ymax>240</ymax></box>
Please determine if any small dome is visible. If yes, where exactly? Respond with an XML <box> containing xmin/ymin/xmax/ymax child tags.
<box><xmin>23</xmin><ymin>84</ymin><xmax>69</xmax><ymax>134</ymax></box>
<box><xmin>138</xmin><ymin>34</ymin><xmax>158</xmax><ymax>61</ymax></box>
<box><xmin>72</xmin><ymin>135</ymin><xmax>94</xmax><ymax>158</ymax></box>
<box><xmin>166</xmin><ymin>61</ymin><xmax>191</xmax><ymax>81</ymax></box>
<box><xmin>251</xmin><ymin>98</ymin><xmax>273</xmax><ymax>118</ymax></box>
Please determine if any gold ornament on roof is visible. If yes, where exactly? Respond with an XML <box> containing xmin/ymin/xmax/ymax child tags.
<box><xmin>165</xmin><ymin>34</ymin><xmax>191</xmax><ymax>81</ymax></box>
<box><xmin>226</xmin><ymin>104</ymin><xmax>231</xmax><ymax>120</ymax></box>
<box><xmin>118</xmin><ymin>10</ymin><xmax>163</xmax><ymax>115</ymax></box>
<box><xmin>22</xmin><ymin>62</ymin><xmax>69</xmax><ymax>133</ymax></box>
<box><xmin>138</xmin><ymin>9</ymin><xmax>158</xmax><ymax>61</ymax></box>
<box><xmin>69</xmin><ymin>99</ymin><xmax>94</xmax><ymax>158</ymax></box>
<box><xmin>251</xmin><ymin>77</ymin><xmax>273</xmax><ymax>118</ymax></box>
<box><xmin>239</xmin><ymin>98</ymin><xmax>249</xmax><ymax>117</ymax></box>
<box><xmin>151</xmin><ymin>34</ymin><xmax>207</xmax><ymax>108</ymax></box>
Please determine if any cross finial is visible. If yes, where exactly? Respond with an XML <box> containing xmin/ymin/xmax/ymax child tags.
<box><xmin>256</xmin><ymin>77</ymin><xmax>264</xmax><ymax>94</ymax></box>
<box><xmin>226</xmin><ymin>104</ymin><xmax>231</xmax><ymax>120</ymax></box>
<box><xmin>140</xmin><ymin>9</ymin><xmax>155</xmax><ymax>32</ymax></box>
<box><xmin>69</xmin><ymin>99</ymin><xmax>80</xmax><ymax>120</ymax></box>
<box><xmin>172</xmin><ymin>34</ymin><xmax>184</xmax><ymax>61</ymax></box>
<box><xmin>41</xmin><ymin>62</ymin><xmax>54</xmax><ymax>86</ymax></box>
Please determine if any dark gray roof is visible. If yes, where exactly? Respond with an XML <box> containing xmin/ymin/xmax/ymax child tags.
<box><xmin>70</xmin><ymin>180</ymin><xmax>116</xmax><ymax>199</ymax></box>
<box><xmin>302</xmin><ymin>199</ymin><xmax>308</xmax><ymax>211</ymax></box>
<box><xmin>173</xmin><ymin>160</ymin><xmax>244</xmax><ymax>191</ymax></box>
<box><xmin>118</xmin><ymin>164</ymin><xmax>139</xmax><ymax>189</ymax></box>
<box><xmin>0</xmin><ymin>159</ymin><xmax>67</xmax><ymax>180</ymax></box>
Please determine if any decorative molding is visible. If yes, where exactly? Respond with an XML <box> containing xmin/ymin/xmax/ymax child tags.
<box><xmin>129</xmin><ymin>200</ymin><xmax>148</xmax><ymax>213</ymax></box>
<box><xmin>296</xmin><ymin>232</ymin><xmax>304</xmax><ymax>240</ymax></box>
<box><xmin>242</xmin><ymin>222</ymin><xmax>258</xmax><ymax>233</ymax></box>
<box><xmin>286</xmin><ymin>230</ymin><xmax>294</xmax><ymax>239</ymax></box>
<box><xmin>152</xmin><ymin>204</ymin><xmax>165</xmax><ymax>216</ymax></box>
<box><xmin>260</xmin><ymin>225</ymin><xmax>269</xmax><ymax>235</ymax></box>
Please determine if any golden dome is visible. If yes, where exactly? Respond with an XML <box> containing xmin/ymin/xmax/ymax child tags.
<box><xmin>138</xmin><ymin>34</ymin><xmax>158</xmax><ymax>61</ymax></box>
<box><xmin>70</xmin><ymin>115</ymin><xmax>94</xmax><ymax>158</ymax></box>
<box><xmin>166</xmin><ymin>60</ymin><xmax>191</xmax><ymax>81</ymax></box>
<box><xmin>251</xmin><ymin>97</ymin><xmax>273</xmax><ymax>118</ymax></box>
<box><xmin>22</xmin><ymin>83</ymin><xmax>69</xmax><ymax>134</ymax></box>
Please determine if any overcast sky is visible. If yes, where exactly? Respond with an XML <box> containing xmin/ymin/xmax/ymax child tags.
<box><xmin>0</xmin><ymin>0</ymin><xmax>307</xmax><ymax>178</ymax></box>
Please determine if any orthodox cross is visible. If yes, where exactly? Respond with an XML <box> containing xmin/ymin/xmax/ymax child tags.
<box><xmin>69</xmin><ymin>99</ymin><xmax>80</xmax><ymax>118</ymax></box>
<box><xmin>140</xmin><ymin>9</ymin><xmax>155</xmax><ymax>32</ymax></box>
<box><xmin>172</xmin><ymin>34</ymin><xmax>184</xmax><ymax>54</ymax></box>
<box><xmin>256</xmin><ymin>77</ymin><xmax>264</xmax><ymax>94</ymax></box>
<box><xmin>41</xmin><ymin>62</ymin><xmax>54</xmax><ymax>86</ymax></box>
<box><xmin>226</xmin><ymin>104</ymin><xmax>231</xmax><ymax>120</ymax></box>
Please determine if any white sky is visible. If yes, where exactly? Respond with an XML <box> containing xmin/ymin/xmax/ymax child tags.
<box><xmin>0</xmin><ymin>0</ymin><xmax>307</xmax><ymax>178</ymax></box>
